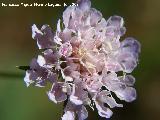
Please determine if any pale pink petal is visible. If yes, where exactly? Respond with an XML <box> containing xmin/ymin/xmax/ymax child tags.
<box><xmin>77</xmin><ymin>106</ymin><xmax>88</xmax><ymax>120</ymax></box>
<box><xmin>98</xmin><ymin>90</ymin><xmax>123</xmax><ymax>108</ymax></box>
<box><xmin>115</xmin><ymin>87</ymin><xmax>137</xmax><ymax>102</ymax></box>
<box><xmin>95</xmin><ymin>101</ymin><xmax>113</xmax><ymax>118</ymax></box>
<box><xmin>63</xmin><ymin>6</ymin><xmax>75</xmax><ymax>28</ymax></box>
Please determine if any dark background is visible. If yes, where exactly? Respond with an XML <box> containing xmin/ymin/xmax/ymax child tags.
<box><xmin>0</xmin><ymin>0</ymin><xmax>160</xmax><ymax>120</ymax></box>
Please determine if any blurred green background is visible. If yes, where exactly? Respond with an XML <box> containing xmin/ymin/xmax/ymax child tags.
<box><xmin>0</xmin><ymin>0</ymin><xmax>160</xmax><ymax>120</ymax></box>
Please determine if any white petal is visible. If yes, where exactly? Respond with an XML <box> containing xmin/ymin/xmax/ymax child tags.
<box><xmin>41</xmin><ymin>24</ymin><xmax>49</xmax><ymax>30</ymax></box>
<box><xmin>70</xmin><ymin>95</ymin><xmax>83</xmax><ymax>105</ymax></box>
<box><xmin>57</xmin><ymin>19</ymin><xmax>61</xmax><ymax>33</ymax></box>
<box><xmin>54</xmin><ymin>36</ymin><xmax>62</xmax><ymax>45</ymax></box>
<box><xmin>62</xmin><ymin>111</ymin><xmax>75</xmax><ymax>120</ymax></box>
<box><xmin>37</xmin><ymin>55</ymin><xmax>46</xmax><ymax>67</ymax></box>
<box><xmin>70</xmin><ymin>84</ymin><xmax>83</xmax><ymax>105</ymax></box>
<box><xmin>65</xmin><ymin>76</ymin><xmax>73</xmax><ymax>82</ymax></box>
<box><xmin>24</xmin><ymin>71</ymin><xmax>34</xmax><ymax>87</ymax></box>
<box><xmin>35</xmin><ymin>81</ymin><xmax>45</xmax><ymax>87</ymax></box>
<box><xmin>31</xmin><ymin>24</ymin><xmax>43</xmax><ymax>39</ymax></box>
<box><xmin>47</xmin><ymin>91</ymin><xmax>57</xmax><ymax>104</ymax></box>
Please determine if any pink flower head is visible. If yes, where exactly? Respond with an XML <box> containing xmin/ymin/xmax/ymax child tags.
<box><xmin>24</xmin><ymin>0</ymin><xmax>141</xmax><ymax>119</ymax></box>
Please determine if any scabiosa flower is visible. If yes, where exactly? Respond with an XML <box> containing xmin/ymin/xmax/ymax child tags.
<box><xmin>23</xmin><ymin>0</ymin><xmax>141</xmax><ymax>119</ymax></box>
